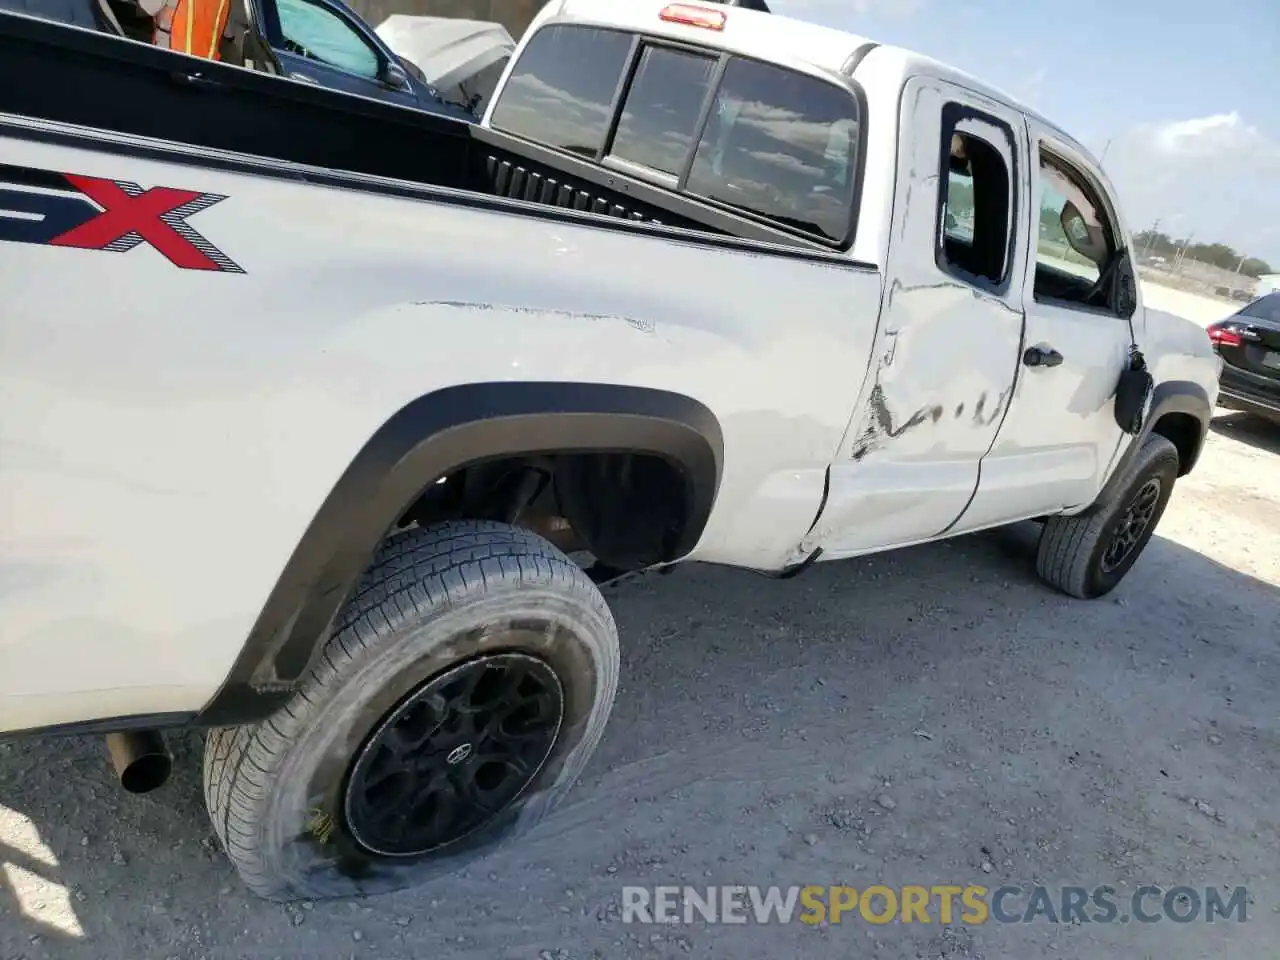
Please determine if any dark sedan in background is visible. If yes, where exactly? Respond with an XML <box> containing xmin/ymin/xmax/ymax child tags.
<box><xmin>1208</xmin><ymin>292</ymin><xmax>1280</xmax><ymax>425</ymax></box>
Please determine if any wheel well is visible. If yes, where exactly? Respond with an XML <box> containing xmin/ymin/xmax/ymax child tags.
<box><xmin>1150</xmin><ymin>412</ymin><xmax>1202</xmax><ymax>476</ymax></box>
<box><xmin>396</xmin><ymin>451</ymin><xmax>692</xmax><ymax>573</ymax></box>
<box><xmin>195</xmin><ymin>383</ymin><xmax>722</xmax><ymax>727</ymax></box>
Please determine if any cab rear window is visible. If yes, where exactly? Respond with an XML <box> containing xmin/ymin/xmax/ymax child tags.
<box><xmin>683</xmin><ymin>57</ymin><xmax>859</xmax><ymax>244</ymax></box>
<box><xmin>488</xmin><ymin>23</ymin><xmax>862</xmax><ymax>246</ymax></box>
<box><xmin>487</xmin><ymin>24</ymin><xmax>633</xmax><ymax>158</ymax></box>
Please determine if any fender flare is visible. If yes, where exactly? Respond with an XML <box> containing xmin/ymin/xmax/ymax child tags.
<box><xmin>196</xmin><ymin>382</ymin><xmax>722</xmax><ymax>726</ymax></box>
<box><xmin>1092</xmin><ymin>378</ymin><xmax>1211</xmax><ymax>509</ymax></box>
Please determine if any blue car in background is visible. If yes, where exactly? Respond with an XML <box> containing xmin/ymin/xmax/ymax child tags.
<box><xmin>264</xmin><ymin>0</ymin><xmax>473</xmax><ymax>118</ymax></box>
<box><xmin>0</xmin><ymin>0</ymin><xmax>477</xmax><ymax>120</ymax></box>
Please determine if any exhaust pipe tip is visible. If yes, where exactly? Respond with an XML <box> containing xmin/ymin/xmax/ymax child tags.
<box><xmin>105</xmin><ymin>731</ymin><xmax>173</xmax><ymax>794</ymax></box>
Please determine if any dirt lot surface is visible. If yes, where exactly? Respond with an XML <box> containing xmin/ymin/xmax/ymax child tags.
<box><xmin>1139</xmin><ymin>282</ymin><xmax>1237</xmax><ymax>327</ymax></box>
<box><xmin>3</xmin><ymin>416</ymin><xmax>1277</xmax><ymax>960</ymax></box>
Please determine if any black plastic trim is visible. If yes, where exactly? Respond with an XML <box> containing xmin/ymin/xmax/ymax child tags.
<box><xmin>840</xmin><ymin>42</ymin><xmax>880</xmax><ymax>77</ymax></box>
<box><xmin>1091</xmin><ymin>379</ymin><xmax>1211</xmax><ymax>510</ymax></box>
<box><xmin>469</xmin><ymin>126</ymin><xmax>854</xmax><ymax>257</ymax></box>
<box><xmin>0</xmin><ymin>711</ymin><xmax>196</xmax><ymax>741</ymax></box>
<box><xmin>934</xmin><ymin>101</ymin><xmax>1019</xmax><ymax>298</ymax></box>
<box><xmin>194</xmin><ymin>382</ymin><xmax>723</xmax><ymax>728</ymax></box>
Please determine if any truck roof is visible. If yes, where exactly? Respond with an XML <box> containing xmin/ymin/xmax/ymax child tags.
<box><xmin>549</xmin><ymin>0</ymin><xmax>878</xmax><ymax>78</ymax></box>
<box><xmin>541</xmin><ymin>0</ymin><xmax>1094</xmax><ymax>166</ymax></box>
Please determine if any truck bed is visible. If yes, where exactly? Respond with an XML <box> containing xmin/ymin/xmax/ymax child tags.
<box><xmin>0</xmin><ymin>10</ymin><xmax>828</xmax><ymax>251</ymax></box>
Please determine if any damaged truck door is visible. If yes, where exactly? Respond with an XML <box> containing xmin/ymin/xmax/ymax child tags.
<box><xmin>968</xmin><ymin>122</ymin><xmax>1137</xmax><ymax>526</ymax></box>
<box><xmin>807</xmin><ymin>79</ymin><xmax>1030</xmax><ymax>557</ymax></box>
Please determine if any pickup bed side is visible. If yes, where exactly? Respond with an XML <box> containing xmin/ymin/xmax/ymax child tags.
<box><xmin>0</xmin><ymin>107</ymin><xmax>882</xmax><ymax>736</ymax></box>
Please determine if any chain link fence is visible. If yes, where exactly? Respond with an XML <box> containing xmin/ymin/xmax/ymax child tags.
<box><xmin>1132</xmin><ymin>253</ymin><xmax>1257</xmax><ymax>304</ymax></box>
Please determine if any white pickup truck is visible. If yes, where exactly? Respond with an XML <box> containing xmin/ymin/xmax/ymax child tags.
<box><xmin>0</xmin><ymin>0</ymin><xmax>1218</xmax><ymax>902</ymax></box>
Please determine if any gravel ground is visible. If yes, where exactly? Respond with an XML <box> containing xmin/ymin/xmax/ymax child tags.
<box><xmin>1138</xmin><ymin>283</ymin><xmax>1236</xmax><ymax>327</ymax></box>
<box><xmin>2</xmin><ymin>411</ymin><xmax>1276</xmax><ymax>960</ymax></box>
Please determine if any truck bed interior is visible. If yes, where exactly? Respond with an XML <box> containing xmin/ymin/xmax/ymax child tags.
<box><xmin>0</xmin><ymin>10</ymin><xmax>831</xmax><ymax>252</ymax></box>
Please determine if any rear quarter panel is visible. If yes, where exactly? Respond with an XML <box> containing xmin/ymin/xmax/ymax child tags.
<box><xmin>0</xmin><ymin>126</ymin><xmax>883</xmax><ymax>728</ymax></box>
<box><xmin>1144</xmin><ymin>306</ymin><xmax>1221</xmax><ymax>410</ymax></box>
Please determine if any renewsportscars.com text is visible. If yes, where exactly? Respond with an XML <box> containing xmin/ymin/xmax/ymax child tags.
<box><xmin>621</xmin><ymin>884</ymin><xmax>1249</xmax><ymax>925</ymax></box>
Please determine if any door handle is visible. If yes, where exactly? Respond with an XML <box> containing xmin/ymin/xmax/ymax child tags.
<box><xmin>1023</xmin><ymin>345</ymin><xmax>1063</xmax><ymax>368</ymax></box>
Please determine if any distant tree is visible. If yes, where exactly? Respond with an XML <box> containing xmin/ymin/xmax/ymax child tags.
<box><xmin>1133</xmin><ymin>230</ymin><xmax>1177</xmax><ymax>257</ymax></box>
<box><xmin>1130</xmin><ymin>231</ymin><xmax>1271</xmax><ymax>275</ymax></box>
<box><xmin>1185</xmin><ymin>242</ymin><xmax>1240</xmax><ymax>271</ymax></box>
<box><xmin>946</xmin><ymin>178</ymin><xmax>974</xmax><ymax>212</ymax></box>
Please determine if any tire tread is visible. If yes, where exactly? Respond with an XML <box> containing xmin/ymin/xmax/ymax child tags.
<box><xmin>203</xmin><ymin>520</ymin><xmax>614</xmax><ymax>899</ymax></box>
<box><xmin>1036</xmin><ymin>433</ymin><xmax>1179</xmax><ymax>598</ymax></box>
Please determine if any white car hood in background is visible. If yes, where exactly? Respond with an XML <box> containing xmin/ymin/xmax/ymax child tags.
<box><xmin>373</xmin><ymin>15</ymin><xmax>514</xmax><ymax>92</ymax></box>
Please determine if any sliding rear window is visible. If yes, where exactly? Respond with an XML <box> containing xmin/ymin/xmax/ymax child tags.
<box><xmin>683</xmin><ymin>57</ymin><xmax>860</xmax><ymax>244</ymax></box>
<box><xmin>609</xmin><ymin>44</ymin><xmax>718</xmax><ymax>178</ymax></box>
<box><xmin>487</xmin><ymin>24</ymin><xmax>633</xmax><ymax>158</ymax></box>
<box><xmin>488</xmin><ymin>23</ymin><xmax>863</xmax><ymax>247</ymax></box>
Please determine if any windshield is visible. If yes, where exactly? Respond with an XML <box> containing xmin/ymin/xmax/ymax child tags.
<box><xmin>1239</xmin><ymin>292</ymin><xmax>1280</xmax><ymax>323</ymax></box>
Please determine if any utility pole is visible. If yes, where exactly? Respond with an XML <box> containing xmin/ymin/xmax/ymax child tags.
<box><xmin>1174</xmin><ymin>231</ymin><xmax>1195</xmax><ymax>272</ymax></box>
<box><xmin>1142</xmin><ymin>218</ymin><xmax>1160</xmax><ymax>257</ymax></box>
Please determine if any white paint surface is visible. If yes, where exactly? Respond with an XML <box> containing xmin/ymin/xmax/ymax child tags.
<box><xmin>0</xmin><ymin>12</ymin><xmax>1225</xmax><ymax>731</ymax></box>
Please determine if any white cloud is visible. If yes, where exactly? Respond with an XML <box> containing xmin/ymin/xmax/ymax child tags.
<box><xmin>1147</xmin><ymin>112</ymin><xmax>1280</xmax><ymax>168</ymax></box>
<box><xmin>1102</xmin><ymin>112</ymin><xmax>1280</xmax><ymax>263</ymax></box>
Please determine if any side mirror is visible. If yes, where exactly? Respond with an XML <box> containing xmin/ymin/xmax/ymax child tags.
<box><xmin>381</xmin><ymin>60</ymin><xmax>410</xmax><ymax>90</ymax></box>
<box><xmin>1060</xmin><ymin>200</ymin><xmax>1109</xmax><ymax>265</ymax></box>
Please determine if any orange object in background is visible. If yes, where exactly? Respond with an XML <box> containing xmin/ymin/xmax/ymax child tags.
<box><xmin>152</xmin><ymin>0</ymin><xmax>231</xmax><ymax>60</ymax></box>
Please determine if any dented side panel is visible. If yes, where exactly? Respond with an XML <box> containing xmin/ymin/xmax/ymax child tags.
<box><xmin>803</xmin><ymin>76</ymin><xmax>1028</xmax><ymax>558</ymax></box>
<box><xmin>957</xmin><ymin>121</ymin><xmax>1136</xmax><ymax>528</ymax></box>
<box><xmin>0</xmin><ymin>124</ymin><xmax>880</xmax><ymax>731</ymax></box>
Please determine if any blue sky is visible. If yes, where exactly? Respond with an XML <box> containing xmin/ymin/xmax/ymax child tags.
<box><xmin>771</xmin><ymin>0</ymin><xmax>1280</xmax><ymax>266</ymax></box>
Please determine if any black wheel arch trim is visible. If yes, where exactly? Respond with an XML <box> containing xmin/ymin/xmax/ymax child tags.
<box><xmin>194</xmin><ymin>381</ymin><xmax>722</xmax><ymax>728</ymax></box>
<box><xmin>1091</xmin><ymin>379</ymin><xmax>1210</xmax><ymax>510</ymax></box>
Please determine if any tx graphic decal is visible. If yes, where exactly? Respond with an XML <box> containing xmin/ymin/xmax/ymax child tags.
<box><xmin>0</xmin><ymin>163</ymin><xmax>244</xmax><ymax>273</ymax></box>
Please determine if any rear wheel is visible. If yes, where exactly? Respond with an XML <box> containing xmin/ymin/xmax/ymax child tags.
<box><xmin>1035</xmin><ymin>434</ymin><xmax>1179</xmax><ymax>599</ymax></box>
<box><xmin>202</xmin><ymin>520</ymin><xmax>619</xmax><ymax>901</ymax></box>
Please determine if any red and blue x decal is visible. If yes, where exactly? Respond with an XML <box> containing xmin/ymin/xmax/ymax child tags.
<box><xmin>0</xmin><ymin>163</ymin><xmax>244</xmax><ymax>273</ymax></box>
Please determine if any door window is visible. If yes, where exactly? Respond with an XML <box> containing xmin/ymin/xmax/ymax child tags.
<box><xmin>936</xmin><ymin>105</ymin><xmax>1016</xmax><ymax>291</ymax></box>
<box><xmin>1034</xmin><ymin>151</ymin><xmax>1120</xmax><ymax>312</ymax></box>
<box><xmin>276</xmin><ymin>0</ymin><xmax>379</xmax><ymax>79</ymax></box>
<box><xmin>609</xmin><ymin>45</ymin><xmax>718</xmax><ymax>177</ymax></box>
<box><xmin>684</xmin><ymin>57</ymin><xmax>860</xmax><ymax>244</ymax></box>
<box><xmin>488</xmin><ymin>24</ymin><xmax>634</xmax><ymax>158</ymax></box>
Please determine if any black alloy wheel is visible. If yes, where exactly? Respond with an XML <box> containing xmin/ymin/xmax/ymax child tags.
<box><xmin>343</xmin><ymin>652</ymin><xmax>564</xmax><ymax>858</ymax></box>
<box><xmin>1099</xmin><ymin>477</ymin><xmax>1163</xmax><ymax>573</ymax></box>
